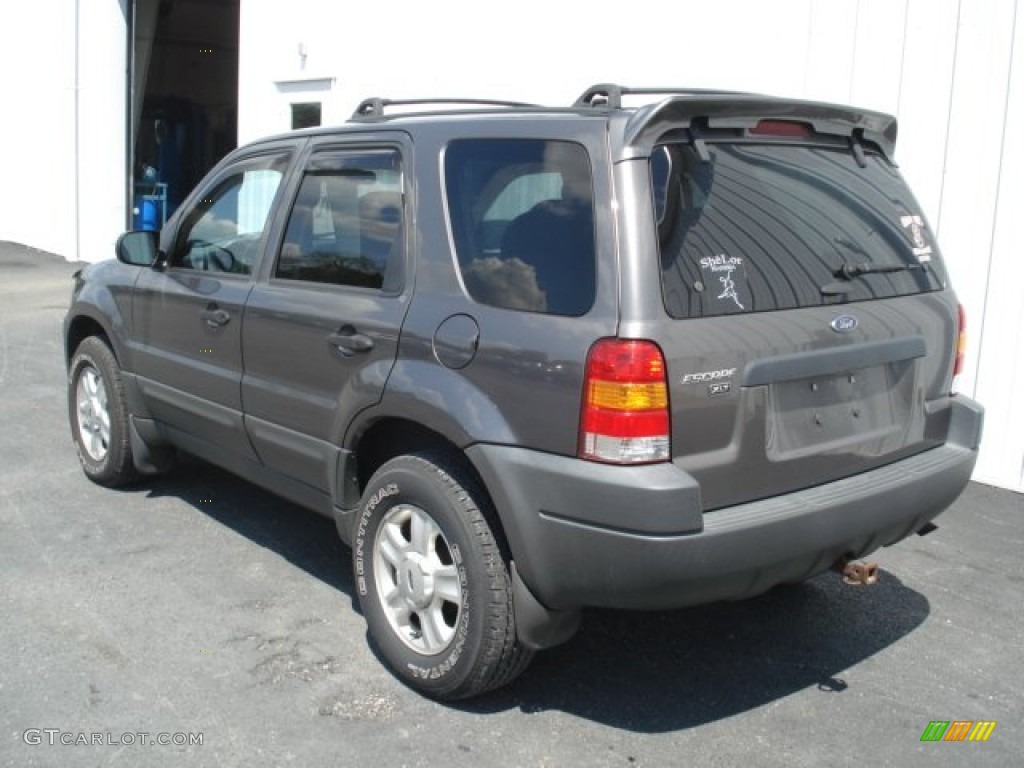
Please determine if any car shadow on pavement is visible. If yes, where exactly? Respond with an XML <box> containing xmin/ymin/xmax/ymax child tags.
<box><xmin>143</xmin><ymin>453</ymin><xmax>355</xmax><ymax>600</ymax></box>
<box><xmin>143</xmin><ymin>454</ymin><xmax>930</xmax><ymax>733</ymax></box>
<box><xmin>478</xmin><ymin>571</ymin><xmax>930</xmax><ymax>731</ymax></box>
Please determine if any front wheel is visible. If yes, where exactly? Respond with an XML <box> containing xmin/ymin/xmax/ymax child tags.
<box><xmin>68</xmin><ymin>336</ymin><xmax>137</xmax><ymax>487</ymax></box>
<box><xmin>353</xmin><ymin>452</ymin><xmax>532</xmax><ymax>699</ymax></box>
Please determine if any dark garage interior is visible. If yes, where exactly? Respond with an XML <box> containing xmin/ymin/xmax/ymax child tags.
<box><xmin>131</xmin><ymin>0</ymin><xmax>240</xmax><ymax>227</ymax></box>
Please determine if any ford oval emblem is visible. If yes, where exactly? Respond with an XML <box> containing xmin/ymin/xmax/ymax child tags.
<box><xmin>831</xmin><ymin>314</ymin><xmax>859</xmax><ymax>333</ymax></box>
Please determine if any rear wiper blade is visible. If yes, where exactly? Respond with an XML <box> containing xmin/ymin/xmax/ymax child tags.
<box><xmin>820</xmin><ymin>260</ymin><xmax>927</xmax><ymax>295</ymax></box>
<box><xmin>834</xmin><ymin>261</ymin><xmax>926</xmax><ymax>279</ymax></box>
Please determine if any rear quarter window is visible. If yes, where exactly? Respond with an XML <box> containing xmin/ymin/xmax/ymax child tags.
<box><xmin>652</xmin><ymin>143</ymin><xmax>946</xmax><ymax>318</ymax></box>
<box><xmin>445</xmin><ymin>139</ymin><xmax>596</xmax><ymax>316</ymax></box>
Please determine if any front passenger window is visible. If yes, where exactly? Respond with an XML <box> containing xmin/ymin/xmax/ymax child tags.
<box><xmin>171</xmin><ymin>154</ymin><xmax>289</xmax><ymax>275</ymax></box>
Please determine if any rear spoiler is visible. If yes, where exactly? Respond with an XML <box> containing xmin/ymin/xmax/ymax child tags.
<box><xmin>612</xmin><ymin>92</ymin><xmax>898</xmax><ymax>162</ymax></box>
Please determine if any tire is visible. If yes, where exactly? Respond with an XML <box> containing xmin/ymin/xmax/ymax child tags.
<box><xmin>353</xmin><ymin>451</ymin><xmax>532</xmax><ymax>699</ymax></box>
<box><xmin>68</xmin><ymin>336</ymin><xmax>138</xmax><ymax>487</ymax></box>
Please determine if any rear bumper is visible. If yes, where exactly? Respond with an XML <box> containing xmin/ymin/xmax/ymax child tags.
<box><xmin>468</xmin><ymin>395</ymin><xmax>983</xmax><ymax>611</ymax></box>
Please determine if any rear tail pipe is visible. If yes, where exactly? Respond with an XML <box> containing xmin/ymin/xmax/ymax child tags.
<box><xmin>833</xmin><ymin>558</ymin><xmax>879</xmax><ymax>586</ymax></box>
<box><xmin>834</xmin><ymin>519</ymin><xmax>939</xmax><ymax>586</ymax></box>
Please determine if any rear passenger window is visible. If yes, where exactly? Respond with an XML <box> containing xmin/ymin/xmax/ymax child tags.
<box><xmin>276</xmin><ymin>149</ymin><xmax>403</xmax><ymax>292</ymax></box>
<box><xmin>445</xmin><ymin>139</ymin><xmax>595</xmax><ymax>316</ymax></box>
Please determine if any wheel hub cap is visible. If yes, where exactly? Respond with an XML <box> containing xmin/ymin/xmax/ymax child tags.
<box><xmin>398</xmin><ymin>555</ymin><xmax>434</xmax><ymax>610</ymax></box>
<box><xmin>75</xmin><ymin>366</ymin><xmax>110</xmax><ymax>462</ymax></box>
<box><xmin>372</xmin><ymin>503</ymin><xmax>462</xmax><ymax>655</ymax></box>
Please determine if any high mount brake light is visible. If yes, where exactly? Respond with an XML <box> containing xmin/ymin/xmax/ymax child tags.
<box><xmin>749</xmin><ymin>120</ymin><xmax>812</xmax><ymax>138</ymax></box>
<box><xmin>579</xmin><ymin>339</ymin><xmax>670</xmax><ymax>464</ymax></box>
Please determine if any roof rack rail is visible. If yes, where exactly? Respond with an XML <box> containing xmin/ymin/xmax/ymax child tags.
<box><xmin>352</xmin><ymin>97</ymin><xmax>540</xmax><ymax>119</ymax></box>
<box><xmin>574</xmin><ymin>84</ymin><xmax>753</xmax><ymax>109</ymax></box>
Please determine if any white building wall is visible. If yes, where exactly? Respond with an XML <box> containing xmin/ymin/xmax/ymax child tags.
<box><xmin>969</xmin><ymin>2</ymin><xmax>1024</xmax><ymax>491</ymax></box>
<box><xmin>75</xmin><ymin>0</ymin><xmax>129</xmax><ymax>264</ymax></box>
<box><xmin>0</xmin><ymin>0</ymin><xmax>127</xmax><ymax>263</ymax></box>
<box><xmin>0</xmin><ymin>0</ymin><xmax>78</xmax><ymax>258</ymax></box>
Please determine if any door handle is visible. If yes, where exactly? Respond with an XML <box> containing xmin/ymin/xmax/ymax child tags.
<box><xmin>327</xmin><ymin>326</ymin><xmax>374</xmax><ymax>355</ymax></box>
<box><xmin>201</xmin><ymin>307</ymin><xmax>231</xmax><ymax>327</ymax></box>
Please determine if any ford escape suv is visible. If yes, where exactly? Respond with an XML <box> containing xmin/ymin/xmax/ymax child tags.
<box><xmin>64</xmin><ymin>84</ymin><xmax>984</xmax><ymax>699</ymax></box>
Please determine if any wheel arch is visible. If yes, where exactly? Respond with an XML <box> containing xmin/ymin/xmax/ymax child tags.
<box><xmin>65</xmin><ymin>311</ymin><xmax>122</xmax><ymax>369</ymax></box>
<box><xmin>351</xmin><ymin>418</ymin><xmax>468</xmax><ymax>494</ymax></box>
<box><xmin>335</xmin><ymin>416</ymin><xmax>509</xmax><ymax>558</ymax></box>
<box><xmin>336</xmin><ymin>362</ymin><xmax>518</xmax><ymax>515</ymax></box>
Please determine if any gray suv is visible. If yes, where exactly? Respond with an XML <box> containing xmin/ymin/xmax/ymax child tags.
<box><xmin>65</xmin><ymin>85</ymin><xmax>984</xmax><ymax>699</ymax></box>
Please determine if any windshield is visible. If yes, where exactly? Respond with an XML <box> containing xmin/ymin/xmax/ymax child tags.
<box><xmin>652</xmin><ymin>142</ymin><xmax>946</xmax><ymax>318</ymax></box>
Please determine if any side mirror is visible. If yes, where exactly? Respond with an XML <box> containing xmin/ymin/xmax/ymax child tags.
<box><xmin>115</xmin><ymin>231</ymin><xmax>160</xmax><ymax>267</ymax></box>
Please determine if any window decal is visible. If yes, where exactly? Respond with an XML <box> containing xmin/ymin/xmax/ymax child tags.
<box><xmin>699</xmin><ymin>254</ymin><xmax>746</xmax><ymax>310</ymax></box>
<box><xmin>900</xmin><ymin>215</ymin><xmax>933</xmax><ymax>262</ymax></box>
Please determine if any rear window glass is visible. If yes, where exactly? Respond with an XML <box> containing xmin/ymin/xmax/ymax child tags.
<box><xmin>653</xmin><ymin>143</ymin><xmax>945</xmax><ymax>318</ymax></box>
<box><xmin>445</xmin><ymin>139</ymin><xmax>596</xmax><ymax>316</ymax></box>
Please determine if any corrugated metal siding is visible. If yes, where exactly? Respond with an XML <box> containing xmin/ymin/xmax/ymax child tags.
<box><xmin>913</xmin><ymin>0</ymin><xmax>1023</xmax><ymax>491</ymax></box>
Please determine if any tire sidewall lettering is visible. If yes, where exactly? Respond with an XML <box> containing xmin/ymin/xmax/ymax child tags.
<box><xmin>354</xmin><ymin>471</ymin><xmax>476</xmax><ymax>686</ymax></box>
<box><xmin>354</xmin><ymin>482</ymin><xmax>399</xmax><ymax>597</ymax></box>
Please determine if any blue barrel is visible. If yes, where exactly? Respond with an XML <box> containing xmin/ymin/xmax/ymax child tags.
<box><xmin>133</xmin><ymin>198</ymin><xmax>160</xmax><ymax>231</ymax></box>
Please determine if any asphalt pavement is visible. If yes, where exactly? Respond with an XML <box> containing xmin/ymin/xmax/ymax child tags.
<box><xmin>1</xmin><ymin>241</ymin><xmax>1021</xmax><ymax>767</ymax></box>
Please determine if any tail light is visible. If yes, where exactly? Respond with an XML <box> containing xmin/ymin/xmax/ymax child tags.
<box><xmin>952</xmin><ymin>303</ymin><xmax>967</xmax><ymax>393</ymax></box>
<box><xmin>579</xmin><ymin>339</ymin><xmax>670</xmax><ymax>464</ymax></box>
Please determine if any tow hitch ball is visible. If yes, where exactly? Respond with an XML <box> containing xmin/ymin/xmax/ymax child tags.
<box><xmin>833</xmin><ymin>558</ymin><xmax>879</xmax><ymax>586</ymax></box>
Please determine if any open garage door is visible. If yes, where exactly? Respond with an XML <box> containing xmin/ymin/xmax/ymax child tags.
<box><xmin>130</xmin><ymin>0</ymin><xmax>239</xmax><ymax>229</ymax></box>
